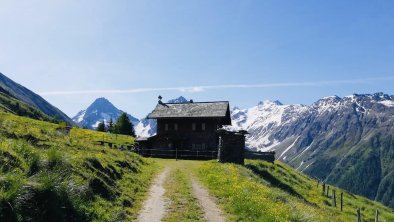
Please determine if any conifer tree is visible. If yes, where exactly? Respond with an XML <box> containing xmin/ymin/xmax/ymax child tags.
<box><xmin>108</xmin><ymin>118</ymin><xmax>114</xmax><ymax>133</ymax></box>
<box><xmin>97</xmin><ymin>120</ymin><xmax>106</xmax><ymax>132</ymax></box>
<box><xmin>114</xmin><ymin>113</ymin><xmax>135</xmax><ymax>136</ymax></box>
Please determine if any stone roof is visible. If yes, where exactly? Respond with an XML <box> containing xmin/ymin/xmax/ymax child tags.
<box><xmin>147</xmin><ymin>101</ymin><xmax>230</xmax><ymax>119</ymax></box>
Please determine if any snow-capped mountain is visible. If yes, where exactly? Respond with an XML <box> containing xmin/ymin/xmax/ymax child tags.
<box><xmin>232</xmin><ymin>100</ymin><xmax>308</xmax><ymax>151</ymax></box>
<box><xmin>134</xmin><ymin>118</ymin><xmax>157</xmax><ymax>138</ymax></box>
<box><xmin>72</xmin><ymin>98</ymin><xmax>139</xmax><ymax>129</ymax></box>
<box><xmin>232</xmin><ymin>92</ymin><xmax>394</xmax><ymax>208</ymax></box>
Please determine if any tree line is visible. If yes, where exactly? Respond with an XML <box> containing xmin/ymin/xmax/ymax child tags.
<box><xmin>96</xmin><ymin>112</ymin><xmax>136</xmax><ymax>137</ymax></box>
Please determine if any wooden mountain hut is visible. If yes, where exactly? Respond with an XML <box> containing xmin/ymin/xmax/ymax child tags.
<box><xmin>137</xmin><ymin>97</ymin><xmax>231</xmax><ymax>159</ymax></box>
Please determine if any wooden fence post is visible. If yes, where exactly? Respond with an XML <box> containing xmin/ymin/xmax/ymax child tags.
<box><xmin>375</xmin><ymin>208</ymin><xmax>379</xmax><ymax>222</ymax></box>
<box><xmin>332</xmin><ymin>190</ymin><xmax>336</xmax><ymax>207</ymax></box>
<box><xmin>327</xmin><ymin>185</ymin><xmax>330</xmax><ymax>197</ymax></box>
<box><xmin>357</xmin><ymin>208</ymin><xmax>361</xmax><ymax>222</ymax></box>
<box><xmin>176</xmin><ymin>147</ymin><xmax>178</xmax><ymax>161</ymax></box>
<box><xmin>340</xmin><ymin>192</ymin><xmax>343</xmax><ymax>211</ymax></box>
<box><xmin>322</xmin><ymin>183</ymin><xmax>326</xmax><ymax>194</ymax></box>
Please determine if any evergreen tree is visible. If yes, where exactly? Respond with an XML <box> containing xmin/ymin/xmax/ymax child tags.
<box><xmin>114</xmin><ymin>113</ymin><xmax>135</xmax><ymax>136</ymax></box>
<box><xmin>97</xmin><ymin>120</ymin><xmax>106</xmax><ymax>132</ymax></box>
<box><xmin>108</xmin><ymin>118</ymin><xmax>114</xmax><ymax>133</ymax></box>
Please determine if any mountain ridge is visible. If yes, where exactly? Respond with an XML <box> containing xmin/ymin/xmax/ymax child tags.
<box><xmin>72</xmin><ymin>97</ymin><xmax>139</xmax><ymax>129</ymax></box>
<box><xmin>231</xmin><ymin>92</ymin><xmax>394</xmax><ymax>208</ymax></box>
<box><xmin>0</xmin><ymin>72</ymin><xmax>73</xmax><ymax>124</ymax></box>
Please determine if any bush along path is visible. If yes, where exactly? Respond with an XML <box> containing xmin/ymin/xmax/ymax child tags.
<box><xmin>137</xmin><ymin>160</ymin><xmax>226</xmax><ymax>222</ymax></box>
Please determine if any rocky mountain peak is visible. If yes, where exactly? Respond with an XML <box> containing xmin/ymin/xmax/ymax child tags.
<box><xmin>167</xmin><ymin>96</ymin><xmax>189</xmax><ymax>103</ymax></box>
<box><xmin>258</xmin><ymin>100</ymin><xmax>283</xmax><ymax>107</ymax></box>
<box><xmin>73</xmin><ymin>98</ymin><xmax>139</xmax><ymax>129</ymax></box>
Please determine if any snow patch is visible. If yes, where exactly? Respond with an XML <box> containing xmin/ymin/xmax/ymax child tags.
<box><xmin>296</xmin><ymin>161</ymin><xmax>304</xmax><ymax>170</ymax></box>
<box><xmin>302</xmin><ymin>162</ymin><xmax>313</xmax><ymax>172</ymax></box>
<box><xmin>75</xmin><ymin>110</ymin><xmax>86</xmax><ymax>123</ymax></box>
<box><xmin>219</xmin><ymin>125</ymin><xmax>245</xmax><ymax>132</ymax></box>
<box><xmin>379</xmin><ymin>100</ymin><xmax>394</xmax><ymax>107</ymax></box>
<box><xmin>278</xmin><ymin>136</ymin><xmax>300</xmax><ymax>159</ymax></box>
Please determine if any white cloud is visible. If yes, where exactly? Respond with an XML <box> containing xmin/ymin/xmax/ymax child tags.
<box><xmin>39</xmin><ymin>76</ymin><xmax>394</xmax><ymax>96</ymax></box>
<box><xmin>179</xmin><ymin>87</ymin><xmax>205</xmax><ymax>93</ymax></box>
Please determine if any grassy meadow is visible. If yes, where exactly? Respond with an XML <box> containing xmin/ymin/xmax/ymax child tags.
<box><xmin>1</xmin><ymin>110</ymin><xmax>393</xmax><ymax>222</ymax></box>
<box><xmin>196</xmin><ymin>160</ymin><xmax>394</xmax><ymax>222</ymax></box>
<box><xmin>0</xmin><ymin>111</ymin><xmax>157</xmax><ymax>221</ymax></box>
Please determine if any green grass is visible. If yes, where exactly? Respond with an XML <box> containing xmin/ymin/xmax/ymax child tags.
<box><xmin>196</xmin><ymin>160</ymin><xmax>394</xmax><ymax>222</ymax></box>
<box><xmin>2</xmin><ymin>109</ymin><xmax>393</xmax><ymax>222</ymax></box>
<box><xmin>0</xmin><ymin>111</ymin><xmax>157</xmax><ymax>221</ymax></box>
<box><xmin>0</xmin><ymin>91</ymin><xmax>55</xmax><ymax>122</ymax></box>
<box><xmin>70</xmin><ymin>127</ymin><xmax>135</xmax><ymax>146</ymax></box>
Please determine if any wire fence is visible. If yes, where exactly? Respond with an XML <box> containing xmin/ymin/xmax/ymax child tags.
<box><xmin>134</xmin><ymin>148</ymin><xmax>218</xmax><ymax>160</ymax></box>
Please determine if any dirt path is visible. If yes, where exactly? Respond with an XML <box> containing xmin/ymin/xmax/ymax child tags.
<box><xmin>138</xmin><ymin>160</ymin><xmax>226</xmax><ymax>222</ymax></box>
<box><xmin>137</xmin><ymin>168</ymin><xmax>169</xmax><ymax>222</ymax></box>
<box><xmin>191</xmin><ymin>177</ymin><xmax>226</xmax><ymax>222</ymax></box>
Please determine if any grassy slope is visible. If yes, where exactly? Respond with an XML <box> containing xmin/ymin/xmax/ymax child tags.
<box><xmin>196</xmin><ymin>160</ymin><xmax>394</xmax><ymax>222</ymax></box>
<box><xmin>0</xmin><ymin>111</ymin><xmax>157</xmax><ymax>221</ymax></box>
<box><xmin>1</xmin><ymin>109</ymin><xmax>393</xmax><ymax>221</ymax></box>
<box><xmin>0</xmin><ymin>91</ymin><xmax>55</xmax><ymax>122</ymax></box>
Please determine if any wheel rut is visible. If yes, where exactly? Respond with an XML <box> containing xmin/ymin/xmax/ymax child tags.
<box><xmin>191</xmin><ymin>177</ymin><xmax>226</xmax><ymax>222</ymax></box>
<box><xmin>137</xmin><ymin>168</ymin><xmax>169</xmax><ymax>222</ymax></box>
<box><xmin>137</xmin><ymin>161</ymin><xmax>226</xmax><ymax>222</ymax></box>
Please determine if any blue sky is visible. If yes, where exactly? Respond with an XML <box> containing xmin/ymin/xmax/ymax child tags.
<box><xmin>1</xmin><ymin>0</ymin><xmax>393</xmax><ymax>118</ymax></box>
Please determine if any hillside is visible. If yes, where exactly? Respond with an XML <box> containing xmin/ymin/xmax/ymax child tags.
<box><xmin>135</xmin><ymin>159</ymin><xmax>394</xmax><ymax>222</ymax></box>
<box><xmin>0</xmin><ymin>111</ymin><xmax>157</xmax><ymax>221</ymax></box>
<box><xmin>1</xmin><ymin>110</ymin><xmax>393</xmax><ymax>221</ymax></box>
<box><xmin>0</xmin><ymin>73</ymin><xmax>73</xmax><ymax>124</ymax></box>
<box><xmin>0</xmin><ymin>90</ymin><xmax>55</xmax><ymax>122</ymax></box>
<box><xmin>232</xmin><ymin>93</ymin><xmax>394</xmax><ymax>208</ymax></box>
<box><xmin>73</xmin><ymin>98</ymin><xmax>139</xmax><ymax>130</ymax></box>
<box><xmin>196</xmin><ymin>160</ymin><xmax>394</xmax><ymax>221</ymax></box>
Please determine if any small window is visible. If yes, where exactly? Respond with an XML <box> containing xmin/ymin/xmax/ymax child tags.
<box><xmin>174</xmin><ymin>123</ymin><xmax>178</xmax><ymax>131</ymax></box>
<box><xmin>202</xmin><ymin>123</ymin><xmax>206</xmax><ymax>131</ymax></box>
<box><xmin>196</xmin><ymin>144</ymin><xmax>201</xmax><ymax>150</ymax></box>
<box><xmin>165</xmin><ymin>124</ymin><xmax>169</xmax><ymax>131</ymax></box>
<box><xmin>192</xmin><ymin>123</ymin><xmax>196</xmax><ymax>131</ymax></box>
